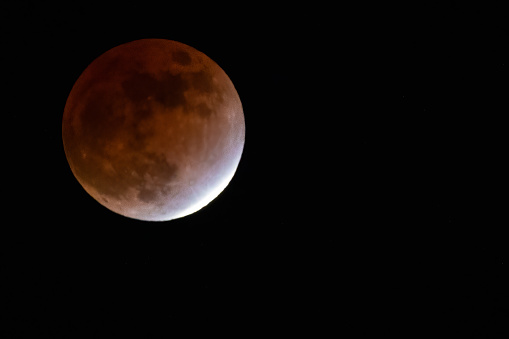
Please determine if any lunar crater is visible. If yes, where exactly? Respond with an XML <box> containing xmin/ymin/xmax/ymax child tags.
<box><xmin>120</xmin><ymin>68</ymin><xmax>220</xmax><ymax>120</ymax></box>
<box><xmin>172</xmin><ymin>50</ymin><xmax>192</xmax><ymax>66</ymax></box>
<box><xmin>121</xmin><ymin>71</ymin><xmax>187</xmax><ymax>110</ymax></box>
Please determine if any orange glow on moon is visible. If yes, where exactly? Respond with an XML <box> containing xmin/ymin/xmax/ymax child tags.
<box><xmin>62</xmin><ymin>39</ymin><xmax>245</xmax><ymax>221</ymax></box>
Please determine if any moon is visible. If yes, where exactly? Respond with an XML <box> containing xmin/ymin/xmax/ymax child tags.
<box><xmin>62</xmin><ymin>39</ymin><xmax>245</xmax><ymax>221</ymax></box>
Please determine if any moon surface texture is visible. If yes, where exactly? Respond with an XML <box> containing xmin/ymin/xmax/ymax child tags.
<box><xmin>62</xmin><ymin>39</ymin><xmax>245</xmax><ymax>221</ymax></box>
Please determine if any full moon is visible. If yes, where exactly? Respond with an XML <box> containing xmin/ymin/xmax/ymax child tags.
<box><xmin>62</xmin><ymin>39</ymin><xmax>245</xmax><ymax>221</ymax></box>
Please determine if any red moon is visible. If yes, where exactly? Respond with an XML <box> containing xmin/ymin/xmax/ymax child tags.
<box><xmin>62</xmin><ymin>39</ymin><xmax>245</xmax><ymax>221</ymax></box>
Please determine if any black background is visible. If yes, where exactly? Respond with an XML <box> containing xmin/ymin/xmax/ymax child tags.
<box><xmin>1</xmin><ymin>2</ymin><xmax>508</xmax><ymax>338</ymax></box>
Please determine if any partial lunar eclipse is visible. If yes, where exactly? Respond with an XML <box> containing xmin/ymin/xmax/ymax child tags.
<box><xmin>62</xmin><ymin>39</ymin><xmax>245</xmax><ymax>221</ymax></box>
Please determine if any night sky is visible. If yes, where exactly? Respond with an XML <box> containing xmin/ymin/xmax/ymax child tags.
<box><xmin>2</xmin><ymin>2</ymin><xmax>508</xmax><ymax>338</ymax></box>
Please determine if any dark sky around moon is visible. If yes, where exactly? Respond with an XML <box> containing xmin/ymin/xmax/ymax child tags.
<box><xmin>2</xmin><ymin>2</ymin><xmax>509</xmax><ymax>337</ymax></box>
